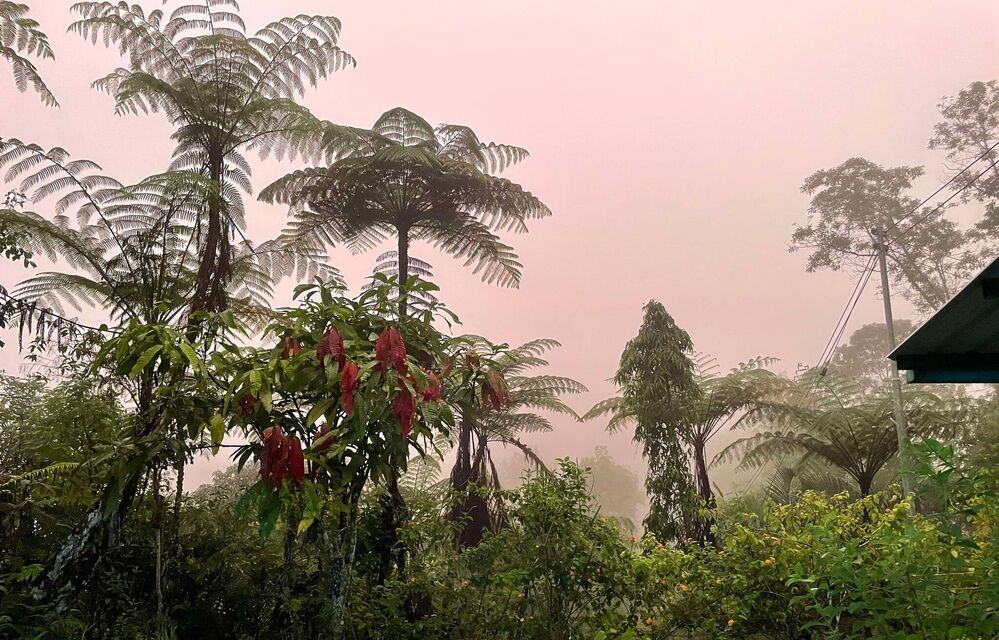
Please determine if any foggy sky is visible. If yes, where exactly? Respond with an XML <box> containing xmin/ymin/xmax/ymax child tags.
<box><xmin>3</xmin><ymin>1</ymin><xmax>998</xmax><ymax>489</ymax></box>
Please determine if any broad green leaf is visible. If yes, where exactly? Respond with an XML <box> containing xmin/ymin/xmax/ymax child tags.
<box><xmin>129</xmin><ymin>344</ymin><xmax>163</xmax><ymax>379</ymax></box>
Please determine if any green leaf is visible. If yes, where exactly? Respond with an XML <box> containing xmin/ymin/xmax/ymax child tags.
<box><xmin>179</xmin><ymin>342</ymin><xmax>201</xmax><ymax>374</ymax></box>
<box><xmin>129</xmin><ymin>344</ymin><xmax>163</xmax><ymax>379</ymax></box>
<box><xmin>297</xmin><ymin>516</ymin><xmax>315</xmax><ymax>534</ymax></box>
<box><xmin>306</xmin><ymin>398</ymin><xmax>335</xmax><ymax>427</ymax></box>
<box><xmin>209</xmin><ymin>414</ymin><xmax>225</xmax><ymax>455</ymax></box>
<box><xmin>258</xmin><ymin>489</ymin><xmax>282</xmax><ymax>538</ymax></box>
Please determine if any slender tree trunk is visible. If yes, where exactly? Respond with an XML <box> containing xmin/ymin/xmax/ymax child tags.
<box><xmin>692</xmin><ymin>439</ymin><xmax>717</xmax><ymax>547</ymax></box>
<box><xmin>397</xmin><ymin>231</ymin><xmax>409</xmax><ymax>317</ymax></box>
<box><xmin>152</xmin><ymin>466</ymin><xmax>164</xmax><ymax>615</ymax></box>
<box><xmin>376</xmin><ymin>229</ymin><xmax>410</xmax><ymax>580</ymax></box>
<box><xmin>192</xmin><ymin>151</ymin><xmax>231</xmax><ymax>312</ymax></box>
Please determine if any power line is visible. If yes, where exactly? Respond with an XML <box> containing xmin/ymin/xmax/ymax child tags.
<box><xmin>896</xmin><ymin>138</ymin><xmax>999</xmax><ymax>227</ymax></box>
<box><xmin>814</xmin><ymin>254</ymin><xmax>878</xmax><ymax>371</ymax></box>
<box><xmin>745</xmin><ymin>140</ymin><xmax>999</xmax><ymax>494</ymax></box>
<box><xmin>891</xmin><ymin>161</ymin><xmax>994</xmax><ymax>243</ymax></box>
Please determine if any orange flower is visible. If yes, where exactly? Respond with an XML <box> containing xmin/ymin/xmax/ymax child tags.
<box><xmin>728</xmin><ymin>619</ymin><xmax>735</xmax><ymax>628</ymax></box>
<box><xmin>763</xmin><ymin>557</ymin><xmax>775</xmax><ymax>566</ymax></box>
<box><xmin>644</xmin><ymin>618</ymin><xmax>653</xmax><ymax>626</ymax></box>
<box><xmin>678</xmin><ymin>583</ymin><xmax>689</xmax><ymax>592</ymax></box>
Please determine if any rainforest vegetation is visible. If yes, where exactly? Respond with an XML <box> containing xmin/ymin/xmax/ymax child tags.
<box><xmin>2</xmin><ymin>2</ymin><xmax>999</xmax><ymax>638</ymax></box>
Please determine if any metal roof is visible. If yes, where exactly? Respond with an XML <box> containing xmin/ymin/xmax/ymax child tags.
<box><xmin>889</xmin><ymin>255</ymin><xmax>999</xmax><ymax>383</ymax></box>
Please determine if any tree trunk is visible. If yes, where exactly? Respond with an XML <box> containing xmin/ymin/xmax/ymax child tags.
<box><xmin>447</xmin><ymin>421</ymin><xmax>491</xmax><ymax>548</ymax></box>
<box><xmin>397</xmin><ymin>231</ymin><xmax>409</xmax><ymax>318</ymax></box>
<box><xmin>191</xmin><ymin>151</ymin><xmax>231</xmax><ymax>312</ymax></box>
<box><xmin>692</xmin><ymin>439</ymin><xmax>717</xmax><ymax>547</ymax></box>
<box><xmin>375</xmin><ymin>230</ymin><xmax>411</xmax><ymax>581</ymax></box>
<box><xmin>40</xmin><ymin>375</ymin><xmax>158</xmax><ymax>610</ymax></box>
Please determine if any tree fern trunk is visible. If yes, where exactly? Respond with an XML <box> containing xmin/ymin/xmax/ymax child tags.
<box><xmin>192</xmin><ymin>150</ymin><xmax>231</xmax><ymax>312</ymax></box>
<box><xmin>397</xmin><ymin>231</ymin><xmax>409</xmax><ymax>318</ymax></box>
<box><xmin>692</xmin><ymin>439</ymin><xmax>718</xmax><ymax>547</ymax></box>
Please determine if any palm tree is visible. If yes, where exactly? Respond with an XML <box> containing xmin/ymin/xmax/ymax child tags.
<box><xmin>0</xmin><ymin>1</ymin><xmax>56</xmax><ymax>106</ymax></box>
<box><xmin>70</xmin><ymin>0</ymin><xmax>358</xmax><ymax>311</ymax></box>
<box><xmin>260</xmin><ymin>106</ymin><xmax>551</xmax><ymax>316</ymax></box>
<box><xmin>448</xmin><ymin>337</ymin><xmax>585</xmax><ymax>547</ymax></box>
<box><xmin>716</xmin><ymin>373</ymin><xmax>965</xmax><ymax>497</ymax></box>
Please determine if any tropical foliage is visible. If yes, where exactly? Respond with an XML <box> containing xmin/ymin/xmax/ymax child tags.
<box><xmin>3</xmin><ymin>2</ymin><xmax>999</xmax><ymax>639</ymax></box>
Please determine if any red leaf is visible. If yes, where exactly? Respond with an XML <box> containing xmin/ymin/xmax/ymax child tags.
<box><xmin>237</xmin><ymin>393</ymin><xmax>256</xmax><ymax>416</ymax></box>
<box><xmin>341</xmin><ymin>361</ymin><xmax>360</xmax><ymax>415</ymax></box>
<box><xmin>440</xmin><ymin>354</ymin><xmax>458</xmax><ymax>377</ymax></box>
<box><xmin>288</xmin><ymin>436</ymin><xmax>305</xmax><ymax>485</ymax></box>
<box><xmin>482</xmin><ymin>371</ymin><xmax>509</xmax><ymax>411</ymax></box>
<box><xmin>318</xmin><ymin>328</ymin><xmax>346</xmax><ymax>372</ymax></box>
<box><xmin>375</xmin><ymin>327</ymin><xmax>407</xmax><ymax>376</ymax></box>
<box><xmin>281</xmin><ymin>337</ymin><xmax>302</xmax><ymax>359</ymax></box>
<box><xmin>465</xmin><ymin>352</ymin><xmax>480</xmax><ymax>369</ymax></box>
<box><xmin>392</xmin><ymin>387</ymin><xmax>416</xmax><ymax>439</ymax></box>
<box><xmin>422</xmin><ymin>370</ymin><xmax>441</xmax><ymax>403</ymax></box>
<box><xmin>261</xmin><ymin>426</ymin><xmax>289</xmax><ymax>487</ymax></box>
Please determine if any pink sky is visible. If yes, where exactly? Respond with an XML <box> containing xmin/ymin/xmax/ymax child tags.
<box><xmin>3</xmin><ymin>1</ymin><xmax>999</xmax><ymax>489</ymax></box>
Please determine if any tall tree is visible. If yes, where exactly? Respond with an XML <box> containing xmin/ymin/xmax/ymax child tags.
<box><xmin>0</xmin><ymin>1</ymin><xmax>56</xmax><ymax>106</ymax></box>
<box><xmin>588</xmin><ymin>355</ymin><xmax>787</xmax><ymax>544</ymax></box>
<box><xmin>687</xmin><ymin>358</ymin><xmax>786</xmax><ymax>515</ymax></box>
<box><xmin>260</xmin><ymin>106</ymin><xmax>550</xmax><ymax>316</ymax></box>
<box><xmin>70</xmin><ymin>0</ymin><xmax>357</xmax><ymax>312</ymax></box>
<box><xmin>791</xmin><ymin>157</ymin><xmax>976</xmax><ymax>313</ymax></box>
<box><xmin>587</xmin><ymin>300</ymin><xmax>700</xmax><ymax>542</ymax></box>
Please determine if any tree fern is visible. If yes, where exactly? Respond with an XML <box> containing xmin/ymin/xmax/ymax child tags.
<box><xmin>70</xmin><ymin>1</ymin><xmax>358</xmax><ymax>311</ymax></box>
<box><xmin>447</xmin><ymin>336</ymin><xmax>584</xmax><ymax>547</ymax></box>
<box><xmin>261</xmin><ymin>106</ymin><xmax>551</xmax><ymax>316</ymax></box>
<box><xmin>0</xmin><ymin>1</ymin><xmax>57</xmax><ymax>106</ymax></box>
<box><xmin>716</xmin><ymin>372</ymin><xmax>966</xmax><ymax>497</ymax></box>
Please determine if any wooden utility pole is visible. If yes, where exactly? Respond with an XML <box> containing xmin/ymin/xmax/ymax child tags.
<box><xmin>875</xmin><ymin>227</ymin><xmax>915</xmax><ymax>511</ymax></box>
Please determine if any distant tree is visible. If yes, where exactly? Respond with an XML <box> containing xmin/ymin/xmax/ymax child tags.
<box><xmin>261</xmin><ymin>106</ymin><xmax>550</xmax><ymax>317</ymax></box>
<box><xmin>828</xmin><ymin>321</ymin><xmax>915</xmax><ymax>390</ymax></box>
<box><xmin>578</xmin><ymin>446</ymin><xmax>644</xmax><ymax>523</ymax></box>
<box><xmin>930</xmin><ymin>80</ymin><xmax>999</xmax><ymax>240</ymax></box>
<box><xmin>71</xmin><ymin>1</ymin><xmax>357</xmax><ymax>312</ymax></box>
<box><xmin>586</xmin><ymin>300</ymin><xmax>701</xmax><ymax>543</ymax></box>
<box><xmin>791</xmin><ymin>157</ymin><xmax>977</xmax><ymax>313</ymax></box>
<box><xmin>0</xmin><ymin>1</ymin><xmax>57</xmax><ymax>106</ymax></box>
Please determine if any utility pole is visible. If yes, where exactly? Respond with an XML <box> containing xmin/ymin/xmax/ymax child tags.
<box><xmin>874</xmin><ymin>227</ymin><xmax>915</xmax><ymax>511</ymax></box>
